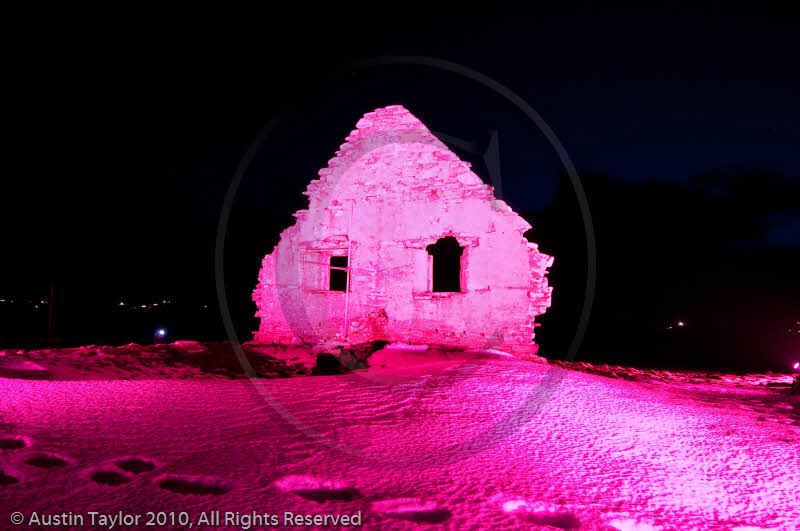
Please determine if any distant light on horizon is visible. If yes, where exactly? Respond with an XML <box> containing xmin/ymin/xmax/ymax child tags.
<box><xmin>677</xmin><ymin>321</ymin><xmax>685</xmax><ymax>327</ymax></box>
<box><xmin>794</xmin><ymin>362</ymin><xmax>799</xmax><ymax>370</ymax></box>
<box><xmin>157</xmin><ymin>329</ymin><xmax>166</xmax><ymax>337</ymax></box>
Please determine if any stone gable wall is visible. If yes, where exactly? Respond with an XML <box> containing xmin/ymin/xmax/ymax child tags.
<box><xmin>253</xmin><ymin>106</ymin><xmax>553</xmax><ymax>355</ymax></box>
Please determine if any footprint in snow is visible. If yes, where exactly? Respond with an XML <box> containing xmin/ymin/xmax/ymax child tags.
<box><xmin>0</xmin><ymin>436</ymin><xmax>31</xmax><ymax>450</ymax></box>
<box><xmin>602</xmin><ymin>517</ymin><xmax>663</xmax><ymax>530</ymax></box>
<box><xmin>0</xmin><ymin>468</ymin><xmax>20</xmax><ymax>486</ymax></box>
<box><xmin>24</xmin><ymin>453</ymin><xmax>71</xmax><ymax>469</ymax></box>
<box><xmin>114</xmin><ymin>456</ymin><xmax>157</xmax><ymax>474</ymax></box>
<box><xmin>371</xmin><ymin>498</ymin><xmax>451</xmax><ymax>524</ymax></box>
<box><xmin>155</xmin><ymin>474</ymin><xmax>231</xmax><ymax>495</ymax></box>
<box><xmin>89</xmin><ymin>469</ymin><xmax>134</xmax><ymax>486</ymax></box>
<box><xmin>273</xmin><ymin>475</ymin><xmax>361</xmax><ymax>503</ymax></box>
<box><xmin>502</xmin><ymin>500</ymin><xmax>581</xmax><ymax>529</ymax></box>
<box><xmin>729</xmin><ymin>527</ymin><xmax>783</xmax><ymax>531</ymax></box>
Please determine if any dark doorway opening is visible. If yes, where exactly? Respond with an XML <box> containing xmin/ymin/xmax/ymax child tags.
<box><xmin>329</xmin><ymin>256</ymin><xmax>349</xmax><ymax>292</ymax></box>
<box><xmin>426</xmin><ymin>237</ymin><xmax>464</xmax><ymax>292</ymax></box>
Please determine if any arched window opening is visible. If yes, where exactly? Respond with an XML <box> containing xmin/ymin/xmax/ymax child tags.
<box><xmin>426</xmin><ymin>236</ymin><xmax>464</xmax><ymax>292</ymax></box>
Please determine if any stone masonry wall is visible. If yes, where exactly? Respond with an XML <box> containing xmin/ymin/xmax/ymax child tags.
<box><xmin>253</xmin><ymin>105</ymin><xmax>553</xmax><ymax>355</ymax></box>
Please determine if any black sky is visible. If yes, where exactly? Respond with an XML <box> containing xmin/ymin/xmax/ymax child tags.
<box><xmin>4</xmin><ymin>3</ymin><xmax>799</xmax><ymax>366</ymax></box>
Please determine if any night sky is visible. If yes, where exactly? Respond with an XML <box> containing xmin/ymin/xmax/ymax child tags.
<box><xmin>4</xmin><ymin>3</ymin><xmax>799</xmax><ymax>368</ymax></box>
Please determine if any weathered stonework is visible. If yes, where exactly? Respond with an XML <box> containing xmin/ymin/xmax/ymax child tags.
<box><xmin>253</xmin><ymin>105</ymin><xmax>553</xmax><ymax>355</ymax></box>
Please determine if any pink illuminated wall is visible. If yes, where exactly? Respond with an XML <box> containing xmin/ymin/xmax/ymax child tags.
<box><xmin>252</xmin><ymin>105</ymin><xmax>553</xmax><ymax>355</ymax></box>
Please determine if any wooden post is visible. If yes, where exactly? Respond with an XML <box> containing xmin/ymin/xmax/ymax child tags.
<box><xmin>343</xmin><ymin>204</ymin><xmax>353</xmax><ymax>342</ymax></box>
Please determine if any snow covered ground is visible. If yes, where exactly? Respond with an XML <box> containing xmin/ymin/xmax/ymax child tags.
<box><xmin>1</xmin><ymin>343</ymin><xmax>798</xmax><ymax>530</ymax></box>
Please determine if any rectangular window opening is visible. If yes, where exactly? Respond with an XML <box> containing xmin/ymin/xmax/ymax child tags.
<box><xmin>426</xmin><ymin>237</ymin><xmax>464</xmax><ymax>293</ymax></box>
<box><xmin>329</xmin><ymin>255</ymin><xmax>349</xmax><ymax>292</ymax></box>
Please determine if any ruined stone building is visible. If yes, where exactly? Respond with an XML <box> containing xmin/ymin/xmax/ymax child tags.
<box><xmin>253</xmin><ymin>105</ymin><xmax>553</xmax><ymax>355</ymax></box>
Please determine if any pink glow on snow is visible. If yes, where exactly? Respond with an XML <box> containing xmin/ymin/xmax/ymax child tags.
<box><xmin>605</xmin><ymin>518</ymin><xmax>662</xmax><ymax>531</ymax></box>
<box><xmin>2</xmin><ymin>345</ymin><xmax>800</xmax><ymax>528</ymax></box>
<box><xmin>252</xmin><ymin>105</ymin><xmax>553</xmax><ymax>354</ymax></box>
